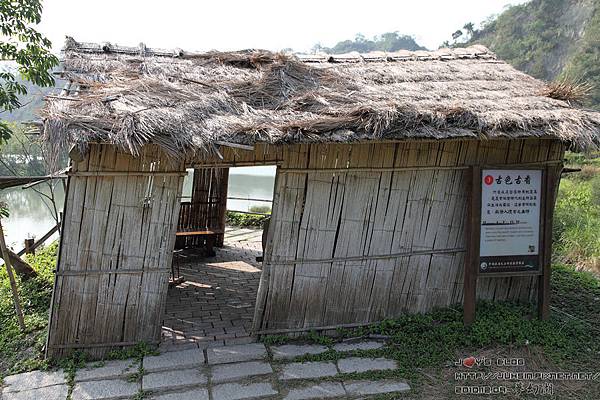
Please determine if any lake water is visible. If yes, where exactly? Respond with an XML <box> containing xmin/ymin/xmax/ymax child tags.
<box><xmin>0</xmin><ymin>166</ymin><xmax>275</xmax><ymax>251</ymax></box>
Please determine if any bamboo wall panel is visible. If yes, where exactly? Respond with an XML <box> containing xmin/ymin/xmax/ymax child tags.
<box><xmin>253</xmin><ymin>138</ymin><xmax>565</xmax><ymax>332</ymax></box>
<box><xmin>47</xmin><ymin>144</ymin><xmax>185</xmax><ymax>358</ymax></box>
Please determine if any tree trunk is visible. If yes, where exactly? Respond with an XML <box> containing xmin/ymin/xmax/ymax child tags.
<box><xmin>0</xmin><ymin>249</ymin><xmax>37</xmax><ymax>280</ymax></box>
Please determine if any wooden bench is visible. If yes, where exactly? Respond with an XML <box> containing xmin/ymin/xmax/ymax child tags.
<box><xmin>175</xmin><ymin>229</ymin><xmax>224</xmax><ymax>256</ymax></box>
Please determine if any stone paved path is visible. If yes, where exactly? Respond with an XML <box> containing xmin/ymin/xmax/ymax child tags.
<box><xmin>162</xmin><ymin>227</ymin><xmax>263</xmax><ymax>348</ymax></box>
<box><xmin>1</xmin><ymin>341</ymin><xmax>410</xmax><ymax>400</ymax></box>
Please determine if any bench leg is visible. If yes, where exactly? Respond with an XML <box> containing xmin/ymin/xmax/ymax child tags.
<box><xmin>206</xmin><ymin>235</ymin><xmax>216</xmax><ymax>257</ymax></box>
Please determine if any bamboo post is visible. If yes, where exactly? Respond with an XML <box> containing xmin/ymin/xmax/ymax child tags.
<box><xmin>0</xmin><ymin>219</ymin><xmax>26</xmax><ymax>331</ymax></box>
<box><xmin>24</xmin><ymin>238</ymin><xmax>35</xmax><ymax>255</ymax></box>
<box><xmin>463</xmin><ymin>165</ymin><xmax>480</xmax><ymax>326</ymax></box>
<box><xmin>216</xmin><ymin>168</ymin><xmax>229</xmax><ymax>247</ymax></box>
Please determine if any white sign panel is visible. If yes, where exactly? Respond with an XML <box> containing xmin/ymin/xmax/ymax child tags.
<box><xmin>479</xmin><ymin>169</ymin><xmax>542</xmax><ymax>274</ymax></box>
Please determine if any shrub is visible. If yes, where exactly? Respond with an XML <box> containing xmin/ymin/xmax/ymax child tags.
<box><xmin>226</xmin><ymin>211</ymin><xmax>269</xmax><ymax>228</ymax></box>
<box><xmin>248</xmin><ymin>205</ymin><xmax>271</xmax><ymax>214</ymax></box>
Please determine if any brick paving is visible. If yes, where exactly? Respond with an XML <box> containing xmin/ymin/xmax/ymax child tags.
<box><xmin>162</xmin><ymin>227</ymin><xmax>263</xmax><ymax>347</ymax></box>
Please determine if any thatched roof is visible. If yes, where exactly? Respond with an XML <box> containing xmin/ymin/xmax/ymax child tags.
<box><xmin>41</xmin><ymin>37</ymin><xmax>600</xmax><ymax>162</ymax></box>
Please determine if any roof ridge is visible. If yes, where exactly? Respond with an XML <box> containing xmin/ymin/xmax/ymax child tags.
<box><xmin>63</xmin><ymin>37</ymin><xmax>496</xmax><ymax>63</ymax></box>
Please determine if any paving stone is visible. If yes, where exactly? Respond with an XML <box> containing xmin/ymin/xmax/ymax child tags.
<box><xmin>212</xmin><ymin>382</ymin><xmax>278</xmax><ymax>400</ymax></box>
<box><xmin>337</xmin><ymin>357</ymin><xmax>397</xmax><ymax>374</ymax></box>
<box><xmin>157</xmin><ymin>342</ymin><xmax>199</xmax><ymax>353</ymax></box>
<box><xmin>2</xmin><ymin>385</ymin><xmax>68</xmax><ymax>400</ymax></box>
<box><xmin>143</xmin><ymin>348</ymin><xmax>204</xmax><ymax>372</ymax></box>
<box><xmin>76</xmin><ymin>360</ymin><xmax>136</xmax><ymax>382</ymax></box>
<box><xmin>206</xmin><ymin>343</ymin><xmax>267</xmax><ymax>365</ymax></box>
<box><xmin>270</xmin><ymin>344</ymin><xmax>328</xmax><ymax>360</ymax></box>
<box><xmin>211</xmin><ymin>361</ymin><xmax>272</xmax><ymax>383</ymax></box>
<box><xmin>143</xmin><ymin>368</ymin><xmax>207</xmax><ymax>392</ymax></box>
<box><xmin>344</xmin><ymin>380</ymin><xmax>410</xmax><ymax>395</ymax></box>
<box><xmin>2</xmin><ymin>369</ymin><xmax>65</xmax><ymax>392</ymax></box>
<box><xmin>284</xmin><ymin>382</ymin><xmax>346</xmax><ymax>400</ymax></box>
<box><xmin>150</xmin><ymin>388</ymin><xmax>209</xmax><ymax>400</ymax></box>
<box><xmin>71</xmin><ymin>378</ymin><xmax>138</xmax><ymax>400</ymax></box>
<box><xmin>279</xmin><ymin>361</ymin><xmax>338</xmax><ymax>380</ymax></box>
<box><xmin>333</xmin><ymin>340</ymin><xmax>384</xmax><ymax>352</ymax></box>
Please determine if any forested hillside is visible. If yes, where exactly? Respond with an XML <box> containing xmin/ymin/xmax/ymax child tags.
<box><xmin>315</xmin><ymin>32</ymin><xmax>425</xmax><ymax>54</ymax></box>
<box><xmin>465</xmin><ymin>0</ymin><xmax>600</xmax><ymax>109</ymax></box>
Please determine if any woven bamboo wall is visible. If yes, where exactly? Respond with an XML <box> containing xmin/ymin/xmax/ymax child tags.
<box><xmin>251</xmin><ymin>138</ymin><xmax>564</xmax><ymax>333</ymax></box>
<box><xmin>46</xmin><ymin>144</ymin><xmax>185</xmax><ymax>358</ymax></box>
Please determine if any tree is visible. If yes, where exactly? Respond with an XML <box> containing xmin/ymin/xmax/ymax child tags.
<box><xmin>463</xmin><ymin>22</ymin><xmax>475</xmax><ymax>36</ymax></box>
<box><xmin>0</xmin><ymin>0</ymin><xmax>59</xmax><ymax>143</ymax></box>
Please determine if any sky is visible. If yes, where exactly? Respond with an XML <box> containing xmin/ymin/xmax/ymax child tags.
<box><xmin>38</xmin><ymin>0</ymin><xmax>528</xmax><ymax>53</ymax></box>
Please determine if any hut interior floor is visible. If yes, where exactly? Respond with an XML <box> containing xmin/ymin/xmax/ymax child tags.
<box><xmin>162</xmin><ymin>226</ymin><xmax>263</xmax><ymax>348</ymax></box>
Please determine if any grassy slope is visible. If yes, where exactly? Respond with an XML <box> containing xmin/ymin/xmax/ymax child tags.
<box><xmin>0</xmin><ymin>242</ymin><xmax>56</xmax><ymax>378</ymax></box>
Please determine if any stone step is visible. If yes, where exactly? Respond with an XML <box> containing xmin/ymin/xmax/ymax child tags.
<box><xmin>284</xmin><ymin>382</ymin><xmax>345</xmax><ymax>400</ymax></box>
<box><xmin>76</xmin><ymin>360</ymin><xmax>136</xmax><ymax>382</ymax></box>
<box><xmin>2</xmin><ymin>370</ymin><xmax>65</xmax><ymax>393</ymax></box>
<box><xmin>337</xmin><ymin>357</ymin><xmax>397</xmax><ymax>374</ymax></box>
<box><xmin>211</xmin><ymin>361</ymin><xmax>273</xmax><ymax>383</ymax></box>
<box><xmin>2</xmin><ymin>385</ymin><xmax>69</xmax><ymax>400</ymax></box>
<box><xmin>143</xmin><ymin>348</ymin><xmax>204</xmax><ymax>372</ymax></box>
<box><xmin>279</xmin><ymin>361</ymin><xmax>338</xmax><ymax>381</ymax></box>
<box><xmin>270</xmin><ymin>344</ymin><xmax>328</xmax><ymax>360</ymax></box>
<box><xmin>71</xmin><ymin>378</ymin><xmax>139</xmax><ymax>400</ymax></box>
<box><xmin>212</xmin><ymin>382</ymin><xmax>278</xmax><ymax>400</ymax></box>
<box><xmin>332</xmin><ymin>340</ymin><xmax>384</xmax><ymax>353</ymax></box>
<box><xmin>207</xmin><ymin>343</ymin><xmax>267</xmax><ymax>365</ymax></box>
<box><xmin>142</xmin><ymin>369</ymin><xmax>208</xmax><ymax>393</ymax></box>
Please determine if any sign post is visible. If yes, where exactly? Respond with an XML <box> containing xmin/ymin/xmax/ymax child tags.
<box><xmin>464</xmin><ymin>166</ymin><xmax>549</xmax><ymax>325</ymax></box>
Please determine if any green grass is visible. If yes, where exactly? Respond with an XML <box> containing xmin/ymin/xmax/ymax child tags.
<box><xmin>226</xmin><ymin>210</ymin><xmax>270</xmax><ymax>227</ymax></box>
<box><xmin>0</xmin><ymin>242</ymin><xmax>57</xmax><ymax>379</ymax></box>
<box><xmin>553</xmin><ymin>154</ymin><xmax>600</xmax><ymax>272</ymax></box>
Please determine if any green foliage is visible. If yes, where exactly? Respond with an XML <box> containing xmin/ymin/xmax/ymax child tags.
<box><xmin>458</xmin><ymin>0</ymin><xmax>600</xmax><ymax>109</ymax></box>
<box><xmin>106</xmin><ymin>342</ymin><xmax>158</xmax><ymax>362</ymax></box>
<box><xmin>0</xmin><ymin>122</ymin><xmax>48</xmax><ymax>175</ymax></box>
<box><xmin>0</xmin><ymin>0</ymin><xmax>59</xmax><ymax>142</ymax></box>
<box><xmin>226</xmin><ymin>211</ymin><xmax>270</xmax><ymax>227</ymax></box>
<box><xmin>248</xmin><ymin>205</ymin><xmax>271</xmax><ymax>214</ymax></box>
<box><xmin>553</xmin><ymin>176</ymin><xmax>600</xmax><ymax>268</ymax></box>
<box><xmin>317</xmin><ymin>32</ymin><xmax>425</xmax><ymax>54</ymax></box>
<box><xmin>261</xmin><ymin>335</ymin><xmax>290</xmax><ymax>346</ymax></box>
<box><xmin>563</xmin><ymin>1</ymin><xmax>600</xmax><ymax>109</ymax></box>
<box><xmin>56</xmin><ymin>350</ymin><xmax>87</xmax><ymax>392</ymax></box>
<box><xmin>0</xmin><ymin>241</ymin><xmax>57</xmax><ymax>377</ymax></box>
<box><xmin>302</xmin><ymin>330</ymin><xmax>334</xmax><ymax>346</ymax></box>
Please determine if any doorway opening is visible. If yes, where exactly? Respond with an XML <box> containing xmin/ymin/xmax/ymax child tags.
<box><xmin>162</xmin><ymin>166</ymin><xmax>276</xmax><ymax>347</ymax></box>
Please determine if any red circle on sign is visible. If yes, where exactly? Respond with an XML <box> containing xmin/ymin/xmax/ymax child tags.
<box><xmin>484</xmin><ymin>175</ymin><xmax>494</xmax><ymax>185</ymax></box>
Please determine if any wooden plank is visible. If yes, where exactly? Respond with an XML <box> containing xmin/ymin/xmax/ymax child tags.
<box><xmin>538</xmin><ymin>164</ymin><xmax>561</xmax><ymax>319</ymax></box>
<box><xmin>463</xmin><ymin>166</ymin><xmax>479</xmax><ymax>325</ymax></box>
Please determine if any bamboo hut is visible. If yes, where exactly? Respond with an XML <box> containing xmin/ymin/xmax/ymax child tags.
<box><xmin>39</xmin><ymin>38</ymin><xmax>600</xmax><ymax>358</ymax></box>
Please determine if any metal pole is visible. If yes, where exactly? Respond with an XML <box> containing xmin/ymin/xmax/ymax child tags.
<box><xmin>0</xmin><ymin>219</ymin><xmax>26</xmax><ymax>331</ymax></box>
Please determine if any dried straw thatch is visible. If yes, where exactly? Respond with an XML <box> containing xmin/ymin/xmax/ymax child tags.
<box><xmin>40</xmin><ymin>37</ymin><xmax>600</xmax><ymax>161</ymax></box>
